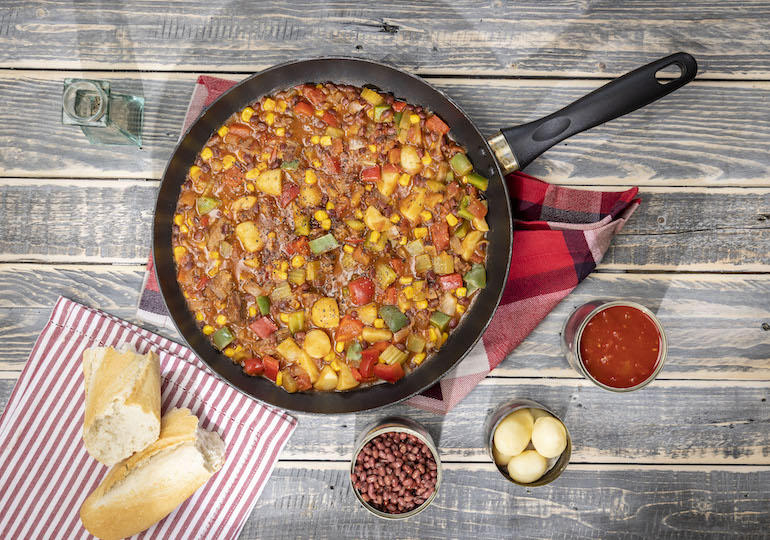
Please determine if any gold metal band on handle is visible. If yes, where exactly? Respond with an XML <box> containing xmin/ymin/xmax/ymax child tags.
<box><xmin>487</xmin><ymin>132</ymin><xmax>519</xmax><ymax>174</ymax></box>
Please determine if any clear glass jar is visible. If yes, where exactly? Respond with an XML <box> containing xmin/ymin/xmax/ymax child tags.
<box><xmin>61</xmin><ymin>78</ymin><xmax>144</xmax><ymax>147</ymax></box>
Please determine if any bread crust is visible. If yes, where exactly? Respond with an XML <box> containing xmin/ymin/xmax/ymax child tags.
<box><xmin>80</xmin><ymin>408</ymin><xmax>224</xmax><ymax>540</ymax></box>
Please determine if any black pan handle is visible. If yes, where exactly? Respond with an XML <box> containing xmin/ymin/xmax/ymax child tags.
<box><xmin>489</xmin><ymin>52</ymin><xmax>697</xmax><ymax>173</ymax></box>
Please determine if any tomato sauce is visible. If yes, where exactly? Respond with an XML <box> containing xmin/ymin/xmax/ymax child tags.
<box><xmin>579</xmin><ymin>305</ymin><xmax>662</xmax><ymax>389</ymax></box>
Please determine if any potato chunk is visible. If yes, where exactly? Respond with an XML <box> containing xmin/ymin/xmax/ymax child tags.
<box><xmin>400</xmin><ymin>145</ymin><xmax>422</xmax><ymax>174</ymax></box>
<box><xmin>304</xmin><ymin>329</ymin><xmax>332</xmax><ymax>358</ymax></box>
<box><xmin>231</xmin><ymin>195</ymin><xmax>257</xmax><ymax>213</ymax></box>
<box><xmin>313</xmin><ymin>365</ymin><xmax>338</xmax><ymax>391</ymax></box>
<box><xmin>493</xmin><ymin>408</ymin><xmax>534</xmax><ymax>457</ymax></box>
<box><xmin>235</xmin><ymin>221</ymin><xmax>264</xmax><ymax>252</ymax></box>
<box><xmin>336</xmin><ymin>363</ymin><xmax>360</xmax><ymax>391</ymax></box>
<box><xmin>256</xmin><ymin>169</ymin><xmax>282</xmax><ymax>197</ymax></box>
<box><xmin>311</xmin><ymin>298</ymin><xmax>340</xmax><ymax>328</ymax></box>
<box><xmin>531</xmin><ymin>416</ymin><xmax>568</xmax><ymax>458</ymax></box>
<box><xmin>507</xmin><ymin>450</ymin><xmax>548</xmax><ymax>484</ymax></box>
<box><xmin>298</xmin><ymin>185</ymin><xmax>323</xmax><ymax>207</ymax></box>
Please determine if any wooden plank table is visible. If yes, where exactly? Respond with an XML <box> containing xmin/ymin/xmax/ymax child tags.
<box><xmin>1</xmin><ymin>1</ymin><xmax>768</xmax><ymax>537</ymax></box>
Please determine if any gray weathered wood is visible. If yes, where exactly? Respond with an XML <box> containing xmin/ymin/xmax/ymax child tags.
<box><xmin>1</xmin><ymin>1</ymin><xmax>770</xmax><ymax>79</ymax></box>
<box><xmin>0</xmin><ymin>266</ymin><xmax>768</xmax><ymax>381</ymax></box>
<box><xmin>246</xmin><ymin>463</ymin><xmax>770</xmax><ymax>539</ymax></box>
<box><xmin>1</xmin><ymin>180</ymin><xmax>768</xmax><ymax>270</ymax></box>
<box><xmin>1</xmin><ymin>367</ymin><xmax>767</xmax><ymax>464</ymax></box>
<box><xmin>2</xmin><ymin>72</ymin><xmax>770</xmax><ymax>186</ymax></box>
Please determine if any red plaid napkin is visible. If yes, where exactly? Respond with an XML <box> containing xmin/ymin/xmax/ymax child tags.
<box><xmin>0</xmin><ymin>297</ymin><xmax>296</xmax><ymax>539</ymax></box>
<box><xmin>138</xmin><ymin>76</ymin><xmax>640</xmax><ymax>415</ymax></box>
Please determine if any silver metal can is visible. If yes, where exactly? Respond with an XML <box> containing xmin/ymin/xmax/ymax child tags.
<box><xmin>350</xmin><ymin>416</ymin><xmax>442</xmax><ymax>519</ymax></box>
<box><xmin>485</xmin><ymin>398</ymin><xmax>571</xmax><ymax>486</ymax></box>
<box><xmin>561</xmin><ymin>300</ymin><xmax>668</xmax><ymax>392</ymax></box>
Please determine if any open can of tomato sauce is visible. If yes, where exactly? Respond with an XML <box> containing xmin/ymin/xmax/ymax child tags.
<box><xmin>350</xmin><ymin>417</ymin><xmax>442</xmax><ymax>519</ymax></box>
<box><xmin>561</xmin><ymin>300</ymin><xmax>668</xmax><ymax>392</ymax></box>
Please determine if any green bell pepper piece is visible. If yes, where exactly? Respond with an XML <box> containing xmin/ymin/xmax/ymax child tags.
<box><xmin>280</xmin><ymin>159</ymin><xmax>299</xmax><ymax>171</ymax></box>
<box><xmin>373</xmin><ymin>104</ymin><xmax>391</xmax><ymax>122</ymax></box>
<box><xmin>346</xmin><ymin>341</ymin><xmax>363</xmax><ymax>362</ymax></box>
<box><xmin>196</xmin><ymin>196</ymin><xmax>220</xmax><ymax>215</ymax></box>
<box><xmin>288</xmin><ymin>311</ymin><xmax>305</xmax><ymax>334</ymax></box>
<box><xmin>450</xmin><ymin>153</ymin><xmax>472</xmax><ymax>176</ymax></box>
<box><xmin>458</xmin><ymin>196</ymin><xmax>475</xmax><ymax>221</ymax></box>
<box><xmin>393</xmin><ymin>111</ymin><xmax>403</xmax><ymax>126</ymax></box>
<box><xmin>256</xmin><ymin>296</ymin><xmax>271</xmax><ymax>316</ymax></box>
<box><xmin>429</xmin><ymin>311</ymin><xmax>452</xmax><ymax>332</ymax></box>
<box><xmin>464</xmin><ymin>172</ymin><xmax>489</xmax><ymax>191</ymax></box>
<box><xmin>379</xmin><ymin>306</ymin><xmax>409</xmax><ymax>332</ymax></box>
<box><xmin>464</xmin><ymin>264</ymin><xmax>486</xmax><ymax>295</ymax></box>
<box><xmin>212</xmin><ymin>326</ymin><xmax>235</xmax><ymax>350</ymax></box>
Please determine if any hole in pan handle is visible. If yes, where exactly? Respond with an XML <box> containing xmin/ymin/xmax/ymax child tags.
<box><xmin>488</xmin><ymin>52</ymin><xmax>698</xmax><ymax>174</ymax></box>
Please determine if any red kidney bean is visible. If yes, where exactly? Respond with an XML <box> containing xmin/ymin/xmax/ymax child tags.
<box><xmin>353</xmin><ymin>430</ymin><xmax>439</xmax><ymax>515</ymax></box>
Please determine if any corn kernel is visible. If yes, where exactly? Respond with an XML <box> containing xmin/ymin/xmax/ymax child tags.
<box><xmin>291</xmin><ymin>255</ymin><xmax>305</xmax><ymax>268</ymax></box>
<box><xmin>203</xmin><ymin>325</ymin><xmax>215</xmax><ymax>335</ymax></box>
<box><xmin>320</xmin><ymin>135</ymin><xmax>332</xmax><ymax>146</ymax></box>
<box><xmin>276</xmin><ymin>372</ymin><xmax>283</xmax><ymax>386</ymax></box>
<box><xmin>399</xmin><ymin>276</ymin><xmax>414</xmax><ymax>285</ymax></box>
<box><xmin>224</xmin><ymin>347</ymin><xmax>235</xmax><ymax>358</ymax></box>
<box><xmin>365</xmin><ymin>184</ymin><xmax>374</xmax><ymax>191</ymax></box>
<box><xmin>280</xmin><ymin>261</ymin><xmax>289</xmax><ymax>271</ymax></box>
<box><xmin>314</xmin><ymin>210</ymin><xmax>329</xmax><ymax>221</ymax></box>
<box><xmin>421</xmin><ymin>154</ymin><xmax>432</xmax><ymax>166</ymax></box>
<box><xmin>257</xmin><ymin>162</ymin><xmax>268</xmax><ymax>171</ymax></box>
<box><xmin>326</xmin><ymin>201</ymin><xmax>335</xmax><ymax>210</ymax></box>
<box><xmin>305</xmin><ymin>170</ymin><xmax>317</xmax><ymax>184</ymax></box>
<box><xmin>455</xmin><ymin>287</ymin><xmax>467</xmax><ymax>298</ymax></box>
<box><xmin>275</xmin><ymin>127</ymin><xmax>285</xmax><ymax>137</ymax></box>
<box><xmin>343</xmin><ymin>244</ymin><xmax>354</xmax><ymax>253</ymax></box>
<box><xmin>274</xmin><ymin>270</ymin><xmax>288</xmax><ymax>280</ymax></box>
<box><xmin>331</xmin><ymin>358</ymin><xmax>343</xmax><ymax>371</ymax></box>
<box><xmin>277</xmin><ymin>99</ymin><xmax>287</xmax><ymax>113</ymax></box>
<box><xmin>315</xmin><ymin>109</ymin><xmax>324</xmax><ymax>117</ymax></box>
<box><xmin>446</xmin><ymin>214</ymin><xmax>459</xmax><ymax>226</ymax></box>
<box><xmin>399</xmin><ymin>237</ymin><xmax>408</xmax><ymax>245</ymax></box>
<box><xmin>461</xmin><ymin>176</ymin><xmax>468</xmax><ymax>184</ymax></box>
<box><xmin>355</xmin><ymin>209</ymin><xmax>363</xmax><ymax>219</ymax></box>
<box><xmin>265</xmin><ymin>112</ymin><xmax>275</xmax><ymax>125</ymax></box>
<box><xmin>196</xmin><ymin>312</ymin><xmax>205</xmax><ymax>321</ymax></box>
<box><xmin>249</xmin><ymin>307</ymin><xmax>257</xmax><ymax>317</ymax></box>
<box><xmin>420</xmin><ymin>210</ymin><xmax>432</xmax><ymax>222</ymax></box>
<box><xmin>214</xmin><ymin>315</ymin><xmax>226</xmax><ymax>326</ymax></box>
<box><xmin>321</xmin><ymin>219</ymin><xmax>332</xmax><ymax>230</ymax></box>
<box><xmin>173</xmin><ymin>246</ymin><xmax>187</xmax><ymax>259</ymax></box>
<box><xmin>184</xmin><ymin>293</ymin><xmax>190</xmax><ymax>301</ymax></box>
<box><xmin>263</xmin><ymin>98</ymin><xmax>276</xmax><ymax>111</ymax></box>
<box><xmin>366</xmin><ymin>108</ymin><xmax>374</xmax><ymax>119</ymax></box>
<box><xmin>200</xmin><ymin>147</ymin><xmax>213</xmax><ymax>160</ymax></box>
<box><xmin>241</xmin><ymin>107</ymin><xmax>255</xmax><ymax>122</ymax></box>
<box><xmin>214</xmin><ymin>259</ymin><xmax>221</xmax><ymax>267</ymax></box>
<box><xmin>179</xmin><ymin>225</ymin><xmax>189</xmax><ymax>234</ymax></box>
<box><xmin>174</xmin><ymin>214</ymin><xmax>184</xmax><ymax>226</ymax></box>
<box><xmin>368</xmin><ymin>144</ymin><xmax>377</xmax><ymax>153</ymax></box>
<box><xmin>415</xmin><ymin>300</ymin><xmax>429</xmax><ymax>310</ymax></box>
<box><xmin>210</xmin><ymin>251</ymin><xmax>220</xmax><ymax>259</ymax></box>
<box><xmin>442</xmin><ymin>332</ymin><xmax>449</xmax><ymax>343</ymax></box>
<box><xmin>217</xmin><ymin>301</ymin><xmax>226</xmax><ymax>310</ymax></box>
<box><xmin>335</xmin><ymin>342</ymin><xmax>345</xmax><ymax>353</ymax></box>
<box><xmin>369</xmin><ymin>231</ymin><xmax>381</xmax><ymax>243</ymax></box>
<box><xmin>312</xmin><ymin>159</ymin><xmax>322</xmax><ymax>168</ymax></box>
<box><xmin>260</xmin><ymin>152</ymin><xmax>270</xmax><ymax>162</ymax></box>
<box><xmin>280</xmin><ymin>313</ymin><xmax>290</xmax><ymax>323</ymax></box>
<box><xmin>268</xmin><ymin>231</ymin><xmax>277</xmax><ymax>239</ymax></box>
<box><xmin>246</xmin><ymin>169</ymin><xmax>262</xmax><ymax>181</ymax></box>
<box><xmin>429</xmin><ymin>328</ymin><xmax>437</xmax><ymax>341</ymax></box>
<box><xmin>189</xmin><ymin>165</ymin><xmax>202</xmax><ymax>180</ymax></box>
<box><xmin>414</xmin><ymin>228</ymin><xmax>428</xmax><ymax>239</ymax></box>
<box><xmin>390</xmin><ymin>214</ymin><xmax>401</xmax><ymax>223</ymax></box>
<box><xmin>246</xmin><ymin>182</ymin><xmax>255</xmax><ymax>192</ymax></box>
<box><xmin>373</xmin><ymin>318</ymin><xmax>385</xmax><ymax>329</ymax></box>
<box><xmin>398</xmin><ymin>174</ymin><xmax>411</xmax><ymax>187</ymax></box>
<box><xmin>218</xmin><ymin>126</ymin><xmax>229</xmax><ymax>137</ymax></box>
<box><xmin>413</xmin><ymin>352</ymin><xmax>426</xmax><ymax>365</ymax></box>
<box><xmin>324</xmin><ymin>352</ymin><xmax>336</xmax><ymax>363</ymax></box>
<box><xmin>409</xmin><ymin>114</ymin><xmax>420</xmax><ymax>124</ymax></box>
<box><xmin>403</xmin><ymin>286</ymin><xmax>415</xmax><ymax>299</ymax></box>
<box><xmin>456</xmin><ymin>304</ymin><xmax>466</xmax><ymax>314</ymax></box>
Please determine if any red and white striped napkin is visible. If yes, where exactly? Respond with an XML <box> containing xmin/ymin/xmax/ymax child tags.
<box><xmin>0</xmin><ymin>297</ymin><xmax>297</xmax><ymax>540</ymax></box>
<box><xmin>137</xmin><ymin>75</ymin><xmax>639</xmax><ymax>415</ymax></box>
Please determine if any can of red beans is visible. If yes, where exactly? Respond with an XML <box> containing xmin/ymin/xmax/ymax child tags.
<box><xmin>350</xmin><ymin>417</ymin><xmax>442</xmax><ymax>519</ymax></box>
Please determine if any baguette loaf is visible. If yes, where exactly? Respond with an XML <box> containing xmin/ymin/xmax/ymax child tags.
<box><xmin>80</xmin><ymin>407</ymin><xmax>226</xmax><ymax>540</ymax></box>
<box><xmin>82</xmin><ymin>347</ymin><xmax>161</xmax><ymax>465</ymax></box>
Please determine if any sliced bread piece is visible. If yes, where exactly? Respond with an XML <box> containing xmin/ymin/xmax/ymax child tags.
<box><xmin>82</xmin><ymin>347</ymin><xmax>161</xmax><ymax>465</ymax></box>
<box><xmin>80</xmin><ymin>408</ymin><xmax>226</xmax><ymax>540</ymax></box>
